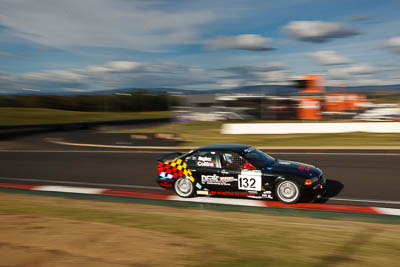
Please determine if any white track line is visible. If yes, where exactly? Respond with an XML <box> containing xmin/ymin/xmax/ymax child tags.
<box><xmin>2</xmin><ymin>177</ymin><xmax>400</xmax><ymax>206</ymax></box>
<box><xmin>169</xmin><ymin>195</ymin><xmax>265</xmax><ymax>207</ymax></box>
<box><xmin>0</xmin><ymin>150</ymin><xmax>162</xmax><ymax>153</ymax></box>
<box><xmin>1</xmin><ymin>180</ymin><xmax>400</xmax><ymax>216</ymax></box>
<box><xmin>0</xmin><ymin>177</ymin><xmax>162</xmax><ymax>190</ymax></box>
<box><xmin>47</xmin><ymin>139</ymin><xmax>192</xmax><ymax>150</ymax></box>
<box><xmin>329</xmin><ymin>197</ymin><xmax>400</xmax><ymax>205</ymax></box>
<box><xmin>33</xmin><ymin>185</ymin><xmax>106</xmax><ymax>194</ymax></box>
<box><xmin>46</xmin><ymin>139</ymin><xmax>400</xmax><ymax>154</ymax></box>
<box><xmin>374</xmin><ymin>207</ymin><xmax>400</xmax><ymax>216</ymax></box>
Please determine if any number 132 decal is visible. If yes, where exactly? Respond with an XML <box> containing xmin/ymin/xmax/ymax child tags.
<box><xmin>238</xmin><ymin>171</ymin><xmax>262</xmax><ymax>191</ymax></box>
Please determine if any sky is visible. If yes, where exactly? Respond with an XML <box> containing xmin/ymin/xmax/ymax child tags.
<box><xmin>1</xmin><ymin>0</ymin><xmax>400</xmax><ymax>94</ymax></box>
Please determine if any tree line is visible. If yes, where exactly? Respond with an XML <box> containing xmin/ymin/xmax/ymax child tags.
<box><xmin>0</xmin><ymin>91</ymin><xmax>182</xmax><ymax>112</ymax></box>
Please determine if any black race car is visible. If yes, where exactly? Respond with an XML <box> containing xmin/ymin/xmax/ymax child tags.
<box><xmin>157</xmin><ymin>144</ymin><xmax>326</xmax><ymax>204</ymax></box>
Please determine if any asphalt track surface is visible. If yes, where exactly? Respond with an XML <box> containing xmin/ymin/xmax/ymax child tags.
<box><xmin>1</xmin><ymin>130</ymin><xmax>400</xmax><ymax>209</ymax></box>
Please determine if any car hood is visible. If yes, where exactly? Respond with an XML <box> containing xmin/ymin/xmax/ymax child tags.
<box><xmin>266</xmin><ymin>159</ymin><xmax>322</xmax><ymax>178</ymax></box>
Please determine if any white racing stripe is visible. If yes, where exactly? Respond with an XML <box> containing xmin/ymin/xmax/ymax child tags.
<box><xmin>168</xmin><ymin>195</ymin><xmax>265</xmax><ymax>207</ymax></box>
<box><xmin>373</xmin><ymin>207</ymin><xmax>400</xmax><ymax>216</ymax></box>
<box><xmin>33</xmin><ymin>185</ymin><xmax>106</xmax><ymax>194</ymax></box>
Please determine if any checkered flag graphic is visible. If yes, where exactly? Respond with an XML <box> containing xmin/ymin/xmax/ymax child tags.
<box><xmin>158</xmin><ymin>159</ymin><xmax>194</xmax><ymax>182</ymax></box>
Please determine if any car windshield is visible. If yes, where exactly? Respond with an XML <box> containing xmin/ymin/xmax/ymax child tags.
<box><xmin>244</xmin><ymin>149</ymin><xmax>275</xmax><ymax>167</ymax></box>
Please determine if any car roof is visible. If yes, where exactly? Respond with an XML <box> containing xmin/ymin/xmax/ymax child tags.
<box><xmin>195</xmin><ymin>144</ymin><xmax>252</xmax><ymax>153</ymax></box>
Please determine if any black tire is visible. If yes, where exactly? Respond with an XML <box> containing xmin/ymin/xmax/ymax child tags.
<box><xmin>275</xmin><ymin>179</ymin><xmax>301</xmax><ymax>204</ymax></box>
<box><xmin>174</xmin><ymin>178</ymin><xmax>195</xmax><ymax>198</ymax></box>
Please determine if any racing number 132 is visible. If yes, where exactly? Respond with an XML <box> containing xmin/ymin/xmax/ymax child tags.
<box><xmin>239</xmin><ymin>177</ymin><xmax>256</xmax><ymax>189</ymax></box>
<box><xmin>238</xmin><ymin>173</ymin><xmax>262</xmax><ymax>191</ymax></box>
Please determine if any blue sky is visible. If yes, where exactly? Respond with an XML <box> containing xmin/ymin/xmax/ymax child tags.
<box><xmin>1</xmin><ymin>0</ymin><xmax>400</xmax><ymax>93</ymax></box>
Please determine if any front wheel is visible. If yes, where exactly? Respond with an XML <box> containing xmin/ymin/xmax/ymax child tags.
<box><xmin>174</xmin><ymin>178</ymin><xmax>195</xmax><ymax>198</ymax></box>
<box><xmin>275</xmin><ymin>180</ymin><xmax>301</xmax><ymax>204</ymax></box>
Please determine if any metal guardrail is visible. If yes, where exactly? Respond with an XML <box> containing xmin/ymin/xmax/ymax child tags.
<box><xmin>0</xmin><ymin>117</ymin><xmax>171</xmax><ymax>140</ymax></box>
<box><xmin>0</xmin><ymin>117</ymin><xmax>170</xmax><ymax>130</ymax></box>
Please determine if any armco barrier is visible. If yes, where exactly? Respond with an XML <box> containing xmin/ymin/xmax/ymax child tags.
<box><xmin>221</xmin><ymin>122</ymin><xmax>400</xmax><ymax>134</ymax></box>
<box><xmin>0</xmin><ymin>117</ymin><xmax>170</xmax><ymax>130</ymax></box>
<box><xmin>0</xmin><ymin>117</ymin><xmax>170</xmax><ymax>140</ymax></box>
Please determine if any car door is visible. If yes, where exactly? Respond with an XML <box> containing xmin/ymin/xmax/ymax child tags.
<box><xmin>218</xmin><ymin>151</ymin><xmax>242</xmax><ymax>191</ymax></box>
<box><xmin>185</xmin><ymin>150</ymin><xmax>222</xmax><ymax>191</ymax></box>
<box><xmin>220</xmin><ymin>151</ymin><xmax>262</xmax><ymax>193</ymax></box>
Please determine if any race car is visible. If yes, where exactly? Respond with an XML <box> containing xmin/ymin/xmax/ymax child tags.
<box><xmin>156</xmin><ymin>144</ymin><xmax>326</xmax><ymax>204</ymax></box>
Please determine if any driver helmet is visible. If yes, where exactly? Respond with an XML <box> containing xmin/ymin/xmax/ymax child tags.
<box><xmin>223</xmin><ymin>153</ymin><xmax>233</xmax><ymax>164</ymax></box>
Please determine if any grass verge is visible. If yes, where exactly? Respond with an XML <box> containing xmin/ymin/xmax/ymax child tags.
<box><xmin>0</xmin><ymin>107</ymin><xmax>170</xmax><ymax>126</ymax></box>
<box><xmin>106</xmin><ymin>121</ymin><xmax>400</xmax><ymax>147</ymax></box>
<box><xmin>0</xmin><ymin>192</ymin><xmax>399</xmax><ymax>266</ymax></box>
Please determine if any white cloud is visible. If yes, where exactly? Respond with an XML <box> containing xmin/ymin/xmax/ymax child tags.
<box><xmin>86</xmin><ymin>61</ymin><xmax>154</xmax><ymax>74</ymax></box>
<box><xmin>219</xmin><ymin>61</ymin><xmax>289</xmax><ymax>85</ymax></box>
<box><xmin>328</xmin><ymin>64</ymin><xmax>377</xmax><ymax>79</ymax></box>
<box><xmin>386</xmin><ymin>36</ymin><xmax>400</xmax><ymax>53</ymax></box>
<box><xmin>2</xmin><ymin>58</ymin><xmax>398</xmax><ymax>93</ymax></box>
<box><xmin>86</xmin><ymin>66</ymin><xmax>112</xmax><ymax>74</ymax></box>
<box><xmin>284</xmin><ymin>20</ymin><xmax>360</xmax><ymax>43</ymax></box>
<box><xmin>307</xmin><ymin>50</ymin><xmax>352</xmax><ymax>65</ymax></box>
<box><xmin>207</xmin><ymin>34</ymin><xmax>272</xmax><ymax>51</ymax></box>
<box><xmin>217</xmin><ymin>79</ymin><xmax>242</xmax><ymax>88</ymax></box>
<box><xmin>325</xmin><ymin>62</ymin><xmax>400</xmax><ymax>86</ymax></box>
<box><xmin>0</xmin><ymin>0</ymin><xmax>219</xmax><ymax>51</ymax></box>
<box><xmin>254</xmin><ymin>70</ymin><xmax>287</xmax><ymax>83</ymax></box>
<box><xmin>24</xmin><ymin>70</ymin><xmax>86</xmax><ymax>82</ymax></box>
<box><xmin>6</xmin><ymin>60</ymin><xmax>221</xmax><ymax>92</ymax></box>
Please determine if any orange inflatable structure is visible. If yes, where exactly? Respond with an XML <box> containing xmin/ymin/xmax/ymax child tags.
<box><xmin>298</xmin><ymin>96</ymin><xmax>321</xmax><ymax>120</ymax></box>
<box><xmin>296</xmin><ymin>75</ymin><xmax>367</xmax><ymax>119</ymax></box>
<box><xmin>299</xmin><ymin>74</ymin><xmax>324</xmax><ymax>93</ymax></box>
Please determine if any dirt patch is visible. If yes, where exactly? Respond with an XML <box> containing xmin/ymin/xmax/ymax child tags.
<box><xmin>0</xmin><ymin>214</ymin><xmax>198</xmax><ymax>267</ymax></box>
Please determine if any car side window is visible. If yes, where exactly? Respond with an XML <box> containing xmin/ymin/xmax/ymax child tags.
<box><xmin>185</xmin><ymin>151</ymin><xmax>219</xmax><ymax>168</ymax></box>
<box><xmin>220</xmin><ymin>152</ymin><xmax>256</xmax><ymax>170</ymax></box>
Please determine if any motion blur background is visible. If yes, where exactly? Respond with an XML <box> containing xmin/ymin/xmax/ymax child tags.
<box><xmin>1</xmin><ymin>0</ymin><xmax>400</xmax><ymax>129</ymax></box>
<box><xmin>1</xmin><ymin>1</ymin><xmax>400</xmax><ymax>266</ymax></box>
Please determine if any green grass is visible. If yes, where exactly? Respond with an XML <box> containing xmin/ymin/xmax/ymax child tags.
<box><xmin>0</xmin><ymin>107</ymin><xmax>170</xmax><ymax>126</ymax></box>
<box><xmin>370</xmin><ymin>96</ymin><xmax>400</xmax><ymax>104</ymax></box>
<box><xmin>107</xmin><ymin>121</ymin><xmax>400</xmax><ymax>147</ymax></box>
<box><xmin>1</xmin><ymin>193</ymin><xmax>399</xmax><ymax>267</ymax></box>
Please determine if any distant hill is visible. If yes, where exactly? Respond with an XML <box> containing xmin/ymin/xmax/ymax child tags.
<box><xmin>2</xmin><ymin>84</ymin><xmax>400</xmax><ymax>96</ymax></box>
<box><xmin>70</xmin><ymin>84</ymin><xmax>400</xmax><ymax>95</ymax></box>
<box><xmin>326</xmin><ymin>84</ymin><xmax>400</xmax><ymax>93</ymax></box>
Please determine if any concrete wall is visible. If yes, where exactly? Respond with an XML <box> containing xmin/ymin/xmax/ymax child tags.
<box><xmin>221</xmin><ymin>122</ymin><xmax>400</xmax><ymax>134</ymax></box>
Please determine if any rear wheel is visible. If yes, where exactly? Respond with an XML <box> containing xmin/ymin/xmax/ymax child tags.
<box><xmin>174</xmin><ymin>178</ymin><xmax>195</xmax><ymax>198</ymax></box>
<box><xmin>275</xmin><ymin>180</ymin><xmax>301</xmax><ymax>204</ymax></box>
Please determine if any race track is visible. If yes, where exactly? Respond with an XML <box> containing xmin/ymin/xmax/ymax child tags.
<box><xmin>1</xmin><ymin>148</ymin><xmax>399</xmax><ymax>208</ymax></box>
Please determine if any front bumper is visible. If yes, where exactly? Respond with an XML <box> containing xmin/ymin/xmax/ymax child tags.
<box><xmin>302</xmin><ymin>175</ymin><xmax>327</xmax><ymax>202</ymax></box>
